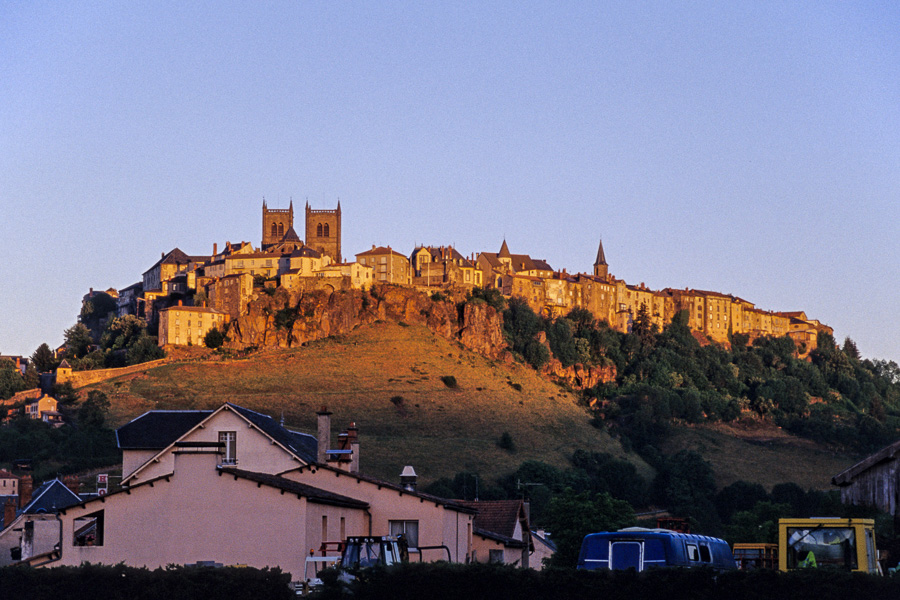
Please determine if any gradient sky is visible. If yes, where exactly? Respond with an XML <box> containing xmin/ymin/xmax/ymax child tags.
<box><xmin>2</xmin><ymin>2</ymin><xmax>898</xmax><ymax>362</ymax></box>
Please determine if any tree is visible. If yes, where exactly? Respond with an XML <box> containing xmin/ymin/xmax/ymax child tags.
<box><xmin>31</xmin><ymin>343</ymin><xmax>57</xmax><ymax>372</ymax></box>
<box><xmin>78</xmin><ymin>390</ymin><xmax>111</xmax><ymax>428</ymax></box>
<box><xmin>63</xmin><ymin>323</ymin><xmax>94</xmax><ymax>359</ymax></box>
<box><xmin>100</xmin><ymin>315</ymin><xmax>147</xmax><ymax>352</ymax></box>
<box><xmin>204</xmin><ymin>327</ymin><xmax>225</xmax><ymax>349</ymax></box>
<box><xmin>79</xmin><ymin>291</ymin><xmax>117</xmax><ymax>337</ymax></box>
<box><xmin>543</xmin><ymin>489</ymin><xmax>635</xmax><ymax>567</ymax></box>
<box><xmin>0</xmin><ymin>360</ymin><xmax>26</xmax><ymax>400</ymax></box>
<box><xmin>126</xmin><ymin>335</ymin><xmax>165</xmax><ymax>364</ymax></box>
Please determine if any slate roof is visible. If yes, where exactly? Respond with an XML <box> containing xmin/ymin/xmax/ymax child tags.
<box><xmin>594</xmin><ymin>240</ymin><xmax>607</xmax><ymax>266</ymax></box>
<box><xmin>218</xmin><ymin>467</ymin><xmax>368</xmax><ymax>509</ymax></box>
<box><xmin>20</xmin><ymin>479</ymin><xmax>81</xmax><ymax>514</ymax></box>
<box><xmin>291</xmin><ymin>463</ymin><xmax>477</xmax><ymax>515</ymax></box>
<box><xmin>116</xmin><ymin>410</ymin><xmax>212</xmax><ymax>450</ymax></box>
<box><xmin>226</xmin><ymin>403</ymin><xmax>318</xmax><ymax>464</ymax></box>
<box><xmin>281</xmin><ymin>226</ymin><xmax>302</xmax><ymax>243</ymax></box>
<box><xmin>456</xmin><ymin>500</ymin><xmax>527</xmax><ymax>543</ymax></box>
<box><xmin>290</xmin><ymin>247</ymin><xmax>322</xmax><ymax>258</ymax></box>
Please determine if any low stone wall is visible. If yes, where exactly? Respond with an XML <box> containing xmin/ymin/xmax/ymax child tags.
<box><xmin>60</xmin><ymin>359</ymin><xmax>168</xmax><ymax>389</ymax></box>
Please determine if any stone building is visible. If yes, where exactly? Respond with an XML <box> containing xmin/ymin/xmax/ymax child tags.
<box><xmin>158</xmin><ymin>304</ymin><xmax>226</xmax><ymax>347</ymax></box>
<box><xmin>356</xmin><ymin>246</ymin><xmax>411</xmax><ymax>285</ymax></box>
<box><xmin>306</xmin><ymin>202</ymin><xmax>342</xmax><ymax>263</ymax></box>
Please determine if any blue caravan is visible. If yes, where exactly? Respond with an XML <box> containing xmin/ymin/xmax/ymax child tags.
<box><xmin>577</xmin><ymin>528</ymin><xmax>737</xmax><ymax>572</ymax></box>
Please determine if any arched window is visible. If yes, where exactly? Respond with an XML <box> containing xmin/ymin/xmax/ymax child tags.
<box><xmin>278</xmin><ymin>223</ymin><xmax>284</xmax><ymax>236</ymax></box>
<box><xmin>271</xmin><ymin>223</ymin><xmax>278</xmax><ymax>237</ymax></box>
<box><xmin>323</xmin><ymin>223</ymin><xmax>330</xmax><ymax>238</ymax></box>
<box><xmin>317</xmin><ymin>223</ymin><xmax>323</xmax><ymax>237</ymax></box>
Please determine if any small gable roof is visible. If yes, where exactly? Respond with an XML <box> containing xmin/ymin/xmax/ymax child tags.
<box><xmin>117</xmin><ymin>410</ymin><xmax>213</xmax><ymax>450</ymax></box>
<box><xmin>226</xmin><ymin>403</ymin><xmax>318</xmax><ymax>464</ymax></box>
<box><xmin>21</xmin><ymin>479</ymin><xmax>81</xmax><ymax>514</ymax></box>
<box><xmin>456</xmin><ymin>499</ymin><xmax>527</xmax><ymax>542</ymax></box>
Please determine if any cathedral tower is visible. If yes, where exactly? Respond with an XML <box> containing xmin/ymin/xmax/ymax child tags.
<box><xmin>262</xmin><ymin>199</ymin><xmax>294</xmax><ymax>250</ymax></box>
<box><xmin>306</xmin><ymin>201</ymin><xmax>342</xmax><ymax>263</ymax></box>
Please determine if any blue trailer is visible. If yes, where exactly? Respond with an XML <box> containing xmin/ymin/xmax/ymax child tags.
<box><xmin>577</xmin><ymin>527</ymin><xmax>737</xmax><ymax>572</ymax></box>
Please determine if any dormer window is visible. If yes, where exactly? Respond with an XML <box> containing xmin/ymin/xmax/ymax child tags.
<box><xmin>219</xmin><ymin>431</ymin><xmax>237</xmax><ymax>465</ymax></box>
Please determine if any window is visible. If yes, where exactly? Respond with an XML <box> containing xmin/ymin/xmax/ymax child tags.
<box><xmin>698</xmin><ymin>544</ymin><xmax>712</xmax><ymax>562</ymax></box>
<box><xmin>323</xmin><ymin>223</ymin><xmax>330</xmax><ymax>237</ymax></box>
<box><xmin>278</xmin><ymin>223</ymin><xmax>284</xmax><ymax>236</ymax></box>
<box><xmin>219</xmin><ymin>431</ymin><xmax>237</xmax><ymax>465</ymax></box>
<box><xmin>686</xmin><ymin>543</ymin><xmax>699</xmax><ymax>561</ymax></box>
<box><xmin>74</xmin><ymin>510</ymin><xmax>105</xmax><ymax>546</ymax></box>
<box><xmin>489</xmin><ymin>549</ymin><xmax>504</xmax><ymax>564</ymax></box>
<box><xmin>389</xmin><ymin>520</ymin><xmax>419</xmax><ymax>549</ymax></box>
<box><xmin>271</xmin><ymin>223</ymin><xmax>278</xmax><ymax>237</ymax></box>
<box><xmin>317</xmin><ymin>223</ymin><xmax>323</xmax><ymax>237</ymax></box>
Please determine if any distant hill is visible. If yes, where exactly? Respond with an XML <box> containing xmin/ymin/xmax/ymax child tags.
<box><xmin>89</xmin><ymin>321</ymin><xmax>855</xmax><ymax>491</ymax></box>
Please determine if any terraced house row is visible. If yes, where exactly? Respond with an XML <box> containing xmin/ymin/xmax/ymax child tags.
<box><xmin>104</xmin><ymin>201</ymin><xmax>830</xmax><ymax>352</ymax></box>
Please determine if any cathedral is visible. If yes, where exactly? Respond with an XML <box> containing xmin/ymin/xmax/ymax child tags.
<box><xmin>261</xmin><ymin>200</ymin><xmax>341</xmax><ymax>262</ymax></box>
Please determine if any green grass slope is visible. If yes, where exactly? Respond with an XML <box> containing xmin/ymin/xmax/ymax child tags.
<box><xmin>94</xmin><ymin>322</ymin><xmax>644</xmax><ymax>485</ymax></box>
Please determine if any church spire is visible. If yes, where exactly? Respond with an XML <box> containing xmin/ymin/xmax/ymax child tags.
<box><xmin>594</xmin><ymin>240</ymin><xmax>607</xmax><ymax>266</ymax></box>
<box><xmin>593</xmin><ymin>240</ymin><xmax>609</xmax><ymax>279</ymax></box>
<box><xmin>498</xmin><ymin>239</ymin><xmax>512</xmax><ymax>259</ymax></box>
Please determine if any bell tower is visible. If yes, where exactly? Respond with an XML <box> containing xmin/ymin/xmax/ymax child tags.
<box><xmin>261</xmin><ymin>199</ymin><xmax>294</xmax><ymax>250</ymax></box>
<box><xmin>305</xmin><ymin>201</ymin><xmax>342</xmax><ymax>262</ymax></box>
<box><xmin>593</xmin><ymin>240</ymin><xmax>608</xmax><ymax>279</ymax></box>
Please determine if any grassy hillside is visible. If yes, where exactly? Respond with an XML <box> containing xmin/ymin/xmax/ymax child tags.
<box><xmin>89</xmin><ymin>321</ymin><xmax>858</xmax><ymax>491</ymax></box>
<box><xmin>662</xmin><ymin>421</ymin><xmax>857</xmax><ymax>492</ymax></box>
<box><xmin>93</xmin><ymin>322</ymin><xmax>644</xmax><ymax>485</ymax></box>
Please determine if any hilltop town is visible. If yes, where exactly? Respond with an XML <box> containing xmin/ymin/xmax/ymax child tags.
<box><xmin>93</xmin><ymin>201</ymin><xmax>830</xmax><ymax>354</ymax></box>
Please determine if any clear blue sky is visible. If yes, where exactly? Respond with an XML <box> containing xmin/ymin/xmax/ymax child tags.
<box><xmin>2</xmin><ymin>2</ymin><xmax>898</xmax><ymax>361</ymax></box>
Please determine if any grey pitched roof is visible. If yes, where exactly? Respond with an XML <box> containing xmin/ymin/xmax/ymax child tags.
<box><xmin>226</xmin><ymin>404</ymin><xmax>318</xmax><ymax>464</ymax></box>
<box><xmin>290</xmin><ymin>463</ymin><xmax>477</xmax><ymax>515</ymax></box>
<box><xmin>21</xmin><ymin>479</ymin><xmax>81</xmax><ymax>514</ymax></box>
<box><xmin>116</xmin><ymin>410</ymin><xmax>213</xmax><ymax>450</ymax></box>
<box><xmin>218</xmin><ymin>467</ymin><xmax>368</xmax><ymax>509</ymax></box>
<box><xmin>290</xmin><ymin>247</ymin><xmax>322</xmax><ymax>258</ymax></box>
<box><xmin>282</xmin><ymin>226</ymin><xmax>302</xmax><ymax>243</ymax></box>
<box><xmin>594</xmin><ymin>240</ymin><xmax>607</xmax><ymax>266</ymax></box>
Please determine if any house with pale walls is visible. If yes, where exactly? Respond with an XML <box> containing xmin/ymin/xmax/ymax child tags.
<box><xmin>356</xmin><ymin>246</ymin><xmax>412</xmax><ymax>285</ymax></box>
<box><xmin>455</xmin><ymin>499</ymin><xmax>538</xmax><ymax>568</ymax></box>
<box><xmin>410</xmin><ymin>246</ymin><xmax>482</xmax><ymax>288</ymax></box>
<box><xmin>157</xmin><ymin>304</ymin><xmax>226</xmax><ymax>347</ymax></box>
<box><xmin>41</xmin><ymin>404</ymin><xmax>476</xmax><ymax>580</ymax></box>
<box><xmin>0</xmin><ymin>478</ymin><xmax>82</xmax><ymax>566</ymax></box>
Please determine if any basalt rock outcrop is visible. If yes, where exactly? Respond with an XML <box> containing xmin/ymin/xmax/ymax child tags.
<box><xmin>225</xmin><ymin>285</ymin><xmax>508</xmax><ymax>359</ymax></box>
<box><xmin>543</xmin><ymin>358</ymin><xmax>617</xmax><ymax>389</ymax></box>
<box><xmin>225</xmin><ymin>284</ymin><xmax>610</xmax><ymax>389</ymax></box>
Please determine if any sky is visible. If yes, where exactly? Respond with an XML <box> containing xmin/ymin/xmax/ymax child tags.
<box><xmin>2</xmin><ymin>2</ymin><xmax>898</xmax><ymax>362</ymax></box>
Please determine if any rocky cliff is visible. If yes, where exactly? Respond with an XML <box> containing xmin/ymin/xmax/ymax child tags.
<box><xmin>226</xmin><ymin>285</ymin><xmax>508</xmax><ymax>359</ymax></box>
<box><xmin>226</xmin><ymin>284</ymin><xmax>614</xmax><ymax>389</ymax></box>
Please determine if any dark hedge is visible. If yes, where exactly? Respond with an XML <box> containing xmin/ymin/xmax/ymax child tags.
<box><xmin>0</xmin><ymin>563</ymin><xmax>293</xmax><ymax>600</ymax></box>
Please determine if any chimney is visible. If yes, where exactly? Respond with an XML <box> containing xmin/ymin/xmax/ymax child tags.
<box><xmin>400</xmin><ymin>465</ymin><xmax>417</xmax><ymax>492</ymax></box>
<box><xmin>178</xmin><ymin>300</ymin><xmax>183</xmax><ymax>306</ymax></box>
<box><xmin>348</xmin><ymin>422</ymin><xmax>359</xmax><ymax>474</ymax></box>
<box><xmin>316</xmin><ymin>407</ymin><xmax>332</xmax><ymax>464</ymax></box>
<box><xmin>63</xmin><ymin>475</ymin><xmax>81</xmax><ymax>497</ymax></box>
<box><xmin>213</xmin><ymin>242</ymin><xmax>218</xmax><ymax>256</ymax></box>
<box><xmin>3</xmin><ymin>496</ymin><xmax>16</xmax><ymax>528</ymax></box>
<box><xmin>19</xmin><ymin>475</ymin><xmax>32</xmax><ymax>509</ymax></box>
